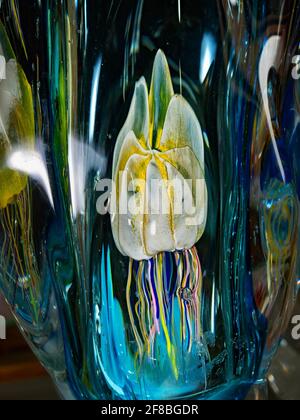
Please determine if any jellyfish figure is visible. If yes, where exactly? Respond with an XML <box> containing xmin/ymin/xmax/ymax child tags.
<box><xmin>111</xmin><ymin>51</ymin><xmax>208</xmax><ymax>380</ymax></box>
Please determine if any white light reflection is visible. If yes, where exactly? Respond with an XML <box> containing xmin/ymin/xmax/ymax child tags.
<box><xmin>6</xmin><ymin>146</ymin><xmax>54</xmax><ymax>208</ymax></box>
<box><xmin>259</xmin><ymin>35</ymin><xmax>286</xmax><ymax>183</ymax></box>
<box><xmin>210</xmin><ymin>279</ymin><xmax>216</xmax><ymax>335</ymax></box>
<box><xmin>199</xmin><ymin>33</ymin><xmax>217</xmax><ymax>84</ymax></box>
<box><xmin>89</xmin><ymin>55</ymin><xmax>102</xmax><ymax>144</ymax></box>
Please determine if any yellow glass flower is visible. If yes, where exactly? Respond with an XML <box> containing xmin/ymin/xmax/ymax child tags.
<box><xmin>0</xmin><ymin>24</ymin><xmax>34</xmax><ymax>209</ymax></box>
<box><xmin>112</xmin><ymin>50</ymin><xmax>207</xmax><ymax>261</ymax></box>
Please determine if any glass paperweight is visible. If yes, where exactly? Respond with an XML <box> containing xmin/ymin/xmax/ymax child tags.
<box><xmin>0</xmin><ymin>0</ymin><xmax>299</xmax><ymax>400</ymax></box>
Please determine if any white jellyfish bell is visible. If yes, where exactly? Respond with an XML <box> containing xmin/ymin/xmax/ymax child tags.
<box><xmin>109</xmin><ymin>51</ymin><xmax>208</xmax><ymax>374</ymax></box>
<box><xmin>111</xmin><ymin>50</ymin><xmax>208</xmax><ymax>261</ymax></box>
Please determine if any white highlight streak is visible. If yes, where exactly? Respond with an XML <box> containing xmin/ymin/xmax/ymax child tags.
<box><xmin>7</xmin><ymin>148</ymin><xmax>54</xmax><ymax>209</ymax></box>
<box><xmin>178</xmin><ymin>0</ymin><xmax>181</xmax><ymax>22</ymax></box>
<box><xmin>259</xmin><ymin>36</ymin><xmax>286</xmax><ymax>183</ymax></box>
